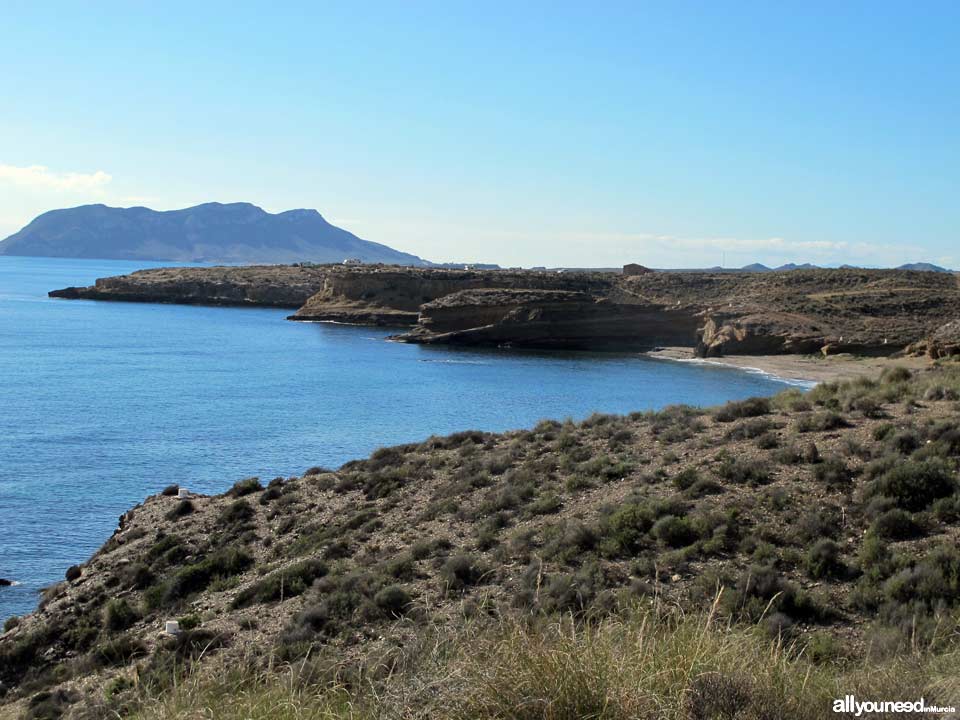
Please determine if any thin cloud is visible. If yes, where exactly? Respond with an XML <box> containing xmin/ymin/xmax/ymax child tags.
<box><xmin>0</xmin><ymin>163</ymin><xmax>112</xmax><ymax>192</ymax></box>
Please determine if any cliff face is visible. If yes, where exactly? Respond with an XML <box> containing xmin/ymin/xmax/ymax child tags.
<box><xmin>289</xmin><ymin>266</ymin><xmax>614</xmax><ymax>325</ymax></box>
<box><xmin>50</xmin><ymin>264</ymin><xmax>960</xmax><ymax>356</ymax></box>
<box><xmin>49</xmin><ymin>265</ymin><xmax>331</xmax><ymax>308</ymax></box>
<box><xmin>398</xmin><ymin>288</ymin><xmax>702</xmax><ymax>350</ymax></box>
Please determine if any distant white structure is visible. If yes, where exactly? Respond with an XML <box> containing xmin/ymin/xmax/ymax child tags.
<box><xmin>343</xmin><ymin>258</ymin><xmax>364</xmax><ymax>266</ymax></box>
<box><xmin>177</xmin><ymin>487</ymin><xmax>189</xmax><ymax>500</ymax></box>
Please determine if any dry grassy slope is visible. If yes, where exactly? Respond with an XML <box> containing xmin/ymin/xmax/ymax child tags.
<box><xmin>620</xmin><ymin>268</ymin><xmax>960</xmax><ymax>355</ymax></box>
<box><xmin>3</xmin><ymin>363</ymin><xmax>960</xmax><ymax>718</ymax></box>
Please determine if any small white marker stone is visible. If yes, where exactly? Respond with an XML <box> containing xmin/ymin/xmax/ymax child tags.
<box><xmin>164</xmin><ymin>620</ymin><xmax>181</xmax><ymax>635</ymax></box>
<box><xmin>177</xmin><ymin>488</ymin><xmax>189</xmax><ymax>499</ymax></box>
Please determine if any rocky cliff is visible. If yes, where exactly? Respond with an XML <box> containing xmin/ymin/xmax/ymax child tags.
<box><xmin>288</xmin><ymin>266</ymin><xmax>614</xmax><ymax>326</ymax></box>
<box><xmin>50</xmin><ymin>264</ymin><xmax>960</xmax><ymax>356</ymax></box>
<box><xmin>49</xmin><ymin>265</ymin><xmax>331</xmax><ymax>308</ymax></box>
<box><xmin>397</xmin><ymin>288</ymin><xmax>702</xmax><ymax>350</ymax></box>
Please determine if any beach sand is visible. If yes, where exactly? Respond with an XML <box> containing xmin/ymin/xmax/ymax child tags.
<box><xmin>643</xmin><ymin>347</ymin><xmax>932</xmax><ymax>385</ymax></box>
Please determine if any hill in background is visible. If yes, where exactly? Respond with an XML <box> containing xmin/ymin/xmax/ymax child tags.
<box><xmin>0</xmin><ymin>202</ymin><xmax>428</xmax><ymax>266</ymax></box>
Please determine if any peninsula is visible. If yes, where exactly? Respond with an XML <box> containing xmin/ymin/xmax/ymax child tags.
<box><xmin>50</xmin><ymin>264</ymin><xmax>960</xmax><ymax>359</ymax></box>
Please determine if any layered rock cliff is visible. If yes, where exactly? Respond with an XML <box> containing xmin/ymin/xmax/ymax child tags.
<box><xmin>50</xmin><ymin>264</ymin><xmax>960</xmax><ymax>356</ymax></box>
<box><xmin>49</xmin><ymin>265</ymin><xmax>330</xmax><ymax>308</ymax></box>
<box><xmin>397</xmin><ymin>288</ymin><xmax>702</xmax><ymax>350</ymax></box>
<box><xmin>288</xmin><ymin>266</ymin><xmax>614</xmax><ymax>326</ymax></box>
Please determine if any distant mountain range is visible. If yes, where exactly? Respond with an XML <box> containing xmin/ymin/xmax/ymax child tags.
<box><xmin>732</xmin><ymin>262</ymin><xmax>953</xmax><ymax>273</ymax></box>
<box><xmin>0</xmin><ymin>203</ymin><xmax>428</xmax><ymax>265</ymax></box>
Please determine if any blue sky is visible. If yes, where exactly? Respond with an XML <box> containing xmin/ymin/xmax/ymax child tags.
<box><xmin>1</xmin><ymin>1</ymin><xmax>957</xmax><ymax>267</ymax></box>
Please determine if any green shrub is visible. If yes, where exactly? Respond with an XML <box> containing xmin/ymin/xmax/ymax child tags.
<box><xmin>651</xmin><ymin>515</ymin><xmax>697</xmax><ymax>548</ymax></box>
<box><xmin>440</xmin><ymin>555</ymin><xmax>487</xmax><ymax>593</ymax></box>
<box><xmin>880</xmin><ymin>366</ymin><xmax>912</xmax><ymax>384</ymax></box>
<box><xmin>166</xmin><ymin>499</ymin><xmax>195</xmax><ymax>520</ymax></box>
<box><xmin>870</xmin><ymin>509</ymin><xmax>923</xmax><ymax>540</ymax></box>
<box><xmin>231</xmin><ymin>559</ymin><xmax>328</xmax><ymax>608</ymax></box>
<box><xmin>715</xmin><ymin>455</ymin><xmax>770</xmax><ymax>486</ymax></box>
<box><xmin>229</xmin><ymin>477</ymin><xmax>263</xmax><ymax>497</ymax></box>
<box><xmin>882</xmin><ymin>544</ymin><xmax>960</xmax><ymax>613</ymax></box>
<box><xmin>725</xmin><ymin>418</ymin><xmax>775</xmax><ymax>440</ymax></box>
<box><xmin>887</xmin><ymin>429</ymin><xmax>921</xmax><ymax>455</ymax></box>
<box><xmin>725</xmin><ymin>565</ymin><xmax>829</xmax><ymax>623</ymax></box>
<box><xmin>672</xmin><ymin>467</ymin><xmax>700</xmax><ymax>491</ymax></box>
<box><xmin>104</xmin><ymin>598</ymin><xmax>139</xmax><ymax>632</ymax></box>
<box><xmin>219</xmin><ymin>499</ymin><xmax>256</xmax><ymax>525</ymax></box>
<box><xmin>932</xmin><ymin>495</ymin><xmax>960</xmax><ymax>523</ymax></box>
<box><xmin>3</xmin><ymin>616</ymin><xmax>20</xmax><ymax>633</ymax></box>
<box><xmin>715</xmin><ymin>397</ymin><xmax>771</xmax><ymax>422</ymax></box>
<box><xmin>374</xmin><ymin>585</ymin><xmax>412</xmax><ymax>617</ymax></box>
<box><xmin>528</xmin><ymin>493</ymin><xmax>562</xmax><ymax>516</ymax></box>
<box><xmin>812</xmin><ymin>457</ymin><xmax>853</xmax><ymax>488</ymax></box>
<box><xmin>65</xmin><ymin>565</ymin><xmax>81</xmax><ymax>582</ymax></box>
<box><xmin>91</xmin><ymin>634</ymin><xmax>147</xmax><ymax>667</ymax></box>
<box><xmin>601</xmin><ymin>503</ymin><xmax>654</xmax><ymax>555</ymax></box>
<box><xmin>867</xmin><ymin>458</ymin><xmax>956</xmax><ymax>511</ymax></box>
<box><xmin>150</xmin><ymin>547</ymin><xmax>253</xmax><ymax>608</ymax></box>
<box><xmin>805</xmin><ymin>539</ymin><xmax>846</xmax><ymax>579</ymax></box>
<box><xmin>797</xmin><ymin>412</ymin><xmax>850</xmax><ymax>433</ymax></box>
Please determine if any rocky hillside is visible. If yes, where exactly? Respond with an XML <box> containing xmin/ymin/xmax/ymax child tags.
<box><xmin>2</xmin><ymin>363</ymin><xmax>960</xmax><ymax>717</ymax></box>
<box><xmin>1</xmin><ymin>203</ymin><xmax>427</xmax><ymax>266</ymax></box>
<box><xmin>52</xmin><ymin>264</ymin><xmax>960</xmax><ymax>356</ymax></box>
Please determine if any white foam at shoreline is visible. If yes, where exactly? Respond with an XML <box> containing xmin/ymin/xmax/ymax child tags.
<box><xmin>649</xmin><ymin>354</ymin><xmax>818</xmax><ymax>389</ymax></box>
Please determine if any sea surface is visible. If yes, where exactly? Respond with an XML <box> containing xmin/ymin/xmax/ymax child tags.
<box><xmin>0</xmin><ymin>256</ymin><xmax>801</xmax><ymax>620</ymax></box>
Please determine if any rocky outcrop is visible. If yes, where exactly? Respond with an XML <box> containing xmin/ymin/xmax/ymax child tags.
<box><xmin>289</xmin><ymin>266</ymin><xmax>613</xmax><ymax>325</ymax></box>
<box><xmin>49</xmin><ymin>264</ymin><xmax>960</xmax><ymax>357</ymax></box>
<box><xmin>396</xmin><ymin>288</ymin><xmax>702</xmax><ymax>350</ymax></box>
<box><xmin>49</xmin><ymin>265</ymin><xmax>331</xmax><ymax>308</ymax></box>
<box><xmin>907</xmin><ymin>320</ymin><xmax>960</xmax><ymax>358</ymax></box>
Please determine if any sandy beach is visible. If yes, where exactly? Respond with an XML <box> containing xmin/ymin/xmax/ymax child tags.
<box><xmin>643</xmin><ymin>347</ymin><xmax>933</xmax><ymax>385</ymax></box>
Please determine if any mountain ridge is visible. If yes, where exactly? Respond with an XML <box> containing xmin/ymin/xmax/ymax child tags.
<box><xmin>0</xmin><ymin>202</ymin><xmax>428</xmax><ymax>265</ymax></box>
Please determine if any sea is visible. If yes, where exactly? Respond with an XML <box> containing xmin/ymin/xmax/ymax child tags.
<box><xmin>0</xmin><ymin>256</ymin><xmax>805</xmax><ymax>620</ymax></box>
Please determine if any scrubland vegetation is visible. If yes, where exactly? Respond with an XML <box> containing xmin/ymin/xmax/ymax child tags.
<box><xmin>3</xmin><ymin>361</ymin><xmax>960</xmax><ymax>718</ymax></box>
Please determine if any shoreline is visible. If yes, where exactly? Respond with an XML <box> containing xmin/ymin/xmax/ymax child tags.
<box><xmin>643</xmin><ymin>347</ymin><xmax>933</xmax><ymax>385</ymax></box>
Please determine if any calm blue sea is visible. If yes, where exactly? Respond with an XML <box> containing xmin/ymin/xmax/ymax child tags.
<box><xmin>0</xmin><ymin>256</ymin><xmax>799</xmax><ymax>620</ymax></box>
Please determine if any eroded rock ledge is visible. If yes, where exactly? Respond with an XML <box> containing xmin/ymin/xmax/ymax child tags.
<box><xmin>51</xmin><ymin>264</ymin><xmax>960</xmax><ymax>356</ymax></box>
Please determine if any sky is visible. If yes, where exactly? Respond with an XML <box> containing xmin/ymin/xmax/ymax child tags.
<box><xmin>0</xmin><ymin>1</ymin><xmax>957</xmax><ymax>268</ymax></box>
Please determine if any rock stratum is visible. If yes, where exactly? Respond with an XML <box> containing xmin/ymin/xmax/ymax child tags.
<box><xmin>51</xmin><ymin>264</ymin><xmax>960</xmax><ymax>356</ymax></box>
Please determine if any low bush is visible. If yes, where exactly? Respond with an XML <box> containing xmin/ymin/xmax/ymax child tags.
<box><xmin>651</xmin><ymin>515</ymin><xmax>698</xmax><ymax>548</ymax></box>
<box><xmin>228</xmin><ymin>477</ymin><xmax>263</xmax><ymax>497</ymax></box>
<box><xmin>870</xmin><ymin>509</ymin><xmax>923</xmax><ymax>541</ymax></box>
<box><xmin>148</xmin><ymin>547</ymin><xmax>252</xmax><ymax>608</ymax></box>
<box><xmin>104</xmin><ymin>598</ymin><xmax>139</xmax><ymax>632</ymax></box>
<box><xmin>715</xmin><ymin>397</ymin><xmax>771</xmax><ymax>422</ymax></box>
<box><xmin>374</xmin><ymin>585</ymin><xmax>412</xmax><ymax>617</ymax></box>
<box><xmin>812</xmin><ymin>456</ymin><xmax>853</xmax><ymax>488</ymax></box>
<box><xmin>805</xmin><ymin>539</ymin><xmax>846</xmax><ymax>579</ymax></box>
<box><xmin>231</xmin><ymin>559</ymin><xmax>328</xmax><ymax>608</ymax></box>
<box><xmin>866</xmin><ymin>458</ymin><xmax>956</xmax><ymax>511</ymax></box>
<box><xmin>715</xmin><ymin>455</ymin><xmax>771</xmax><ymax>486</ymax></box>
<box><xmin>166</xmin><ymin>500</ymin><xmax>195</xmax><ymax>520</ymax></box>
<box><xmin>440</xmin><ymin>555</ymin><xmax>487</xmax><ymax>593</ymax></box>
<box><xmin>797</xmin><ymin>412</ymin><xmax>851</xmax><ymax>433</ymax></box>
